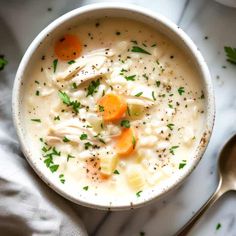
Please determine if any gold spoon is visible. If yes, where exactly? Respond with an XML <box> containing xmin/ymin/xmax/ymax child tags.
<box><xmin>175</xmin><ymin>134</ymin><xmax>236</xmax><ymax>235</ymax></box>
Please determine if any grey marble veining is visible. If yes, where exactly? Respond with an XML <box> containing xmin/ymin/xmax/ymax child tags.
<box><xmin>1</xmin><ymin>0</ymin><xmax>236</xmax><ymax>235</ymax></box>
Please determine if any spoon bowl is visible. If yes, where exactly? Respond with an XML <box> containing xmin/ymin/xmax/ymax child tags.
<box><xmin>219</xmin><ymin>134</ymin><xmax>236</xmax><ymax>190</ymax></box>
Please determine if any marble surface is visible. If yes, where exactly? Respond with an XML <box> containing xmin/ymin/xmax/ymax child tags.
<box><xmin>1</xmin><ymin>0</ymin><xmax>236</xmax><ymax>235</ymax></box>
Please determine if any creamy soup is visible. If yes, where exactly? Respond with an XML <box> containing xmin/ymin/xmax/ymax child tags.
<box><xmin>22</xmin><ymin>17</ymin><xmax>205</xmax><ymax>203</ymax></box>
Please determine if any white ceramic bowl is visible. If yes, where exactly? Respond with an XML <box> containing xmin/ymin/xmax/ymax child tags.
<box><xmin>12</xmin><ymin>3</ymin><xmax>215</xmax><ymax>210</ymax></box>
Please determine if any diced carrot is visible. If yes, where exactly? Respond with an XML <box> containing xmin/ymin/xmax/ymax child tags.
<box><xmin>85</xmin><ymin>158</ymin><xmax>109</xmax><ymax>181</ymax></box>
<box><xmin>98</xmin><ymin>94</ymin><xmax>127</xmax><ymax>122</ymax></box>
<box><xmin>54</xmin><ymin>34</ymin><xmax>82</xmax><ymax>61</ymax></box>
<box><xmin>116</xmin><ymin>127</ymin><xmax>137</xmax><ymax>156</ymax></box>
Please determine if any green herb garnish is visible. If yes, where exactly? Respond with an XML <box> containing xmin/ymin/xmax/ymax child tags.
<box><xmin>135</xmin><ymin>92</ymin><xmax>143</xmax><ymax>97</ymax></box>
<box><xmin>80</xmin><ymin>133</ymin><xmax>88</xmax><ymax>140</ymax></box>
<box><xmin>131</xmin><ymin>46</ymin><xmax>151</xmax><ymax>55</ymax></box>
<box><xmin>125</xmin><ymin>75</ymin><xmax>136</xmax><ymax>81</ymax></box>
<box><xmin>58</xmin><ymin>90</ymin><xmax>71</xmax><ymax>105</ymax></box>
<box><xmin>167</xmin><ymin>123</ymin><xmax>174</xmax><ymax>130</ymax></box>
<box><xmin>114</xmin><ymin>170</ymin><xmax>120</xmax><ymax>175</ymax></box>
<box><xmin>179</xmin><ymin>160</ymin><xmax>187</xmax><ymax>169</ymax></box>
<box><xmin>132</xmin><ymin>135</ymin><xmax>136</xmax><ymax>149</ymax></box>
<box><xmin>83</xmin><ymin>186</ymin><xmax>89</xmax><ymax>191</ymax></box>
<box><xmin>63</xmin><ymin>136</ymin><xmax>70</xmax><ymax>142</ymax></box>
<box><xmin>59</xmin><ymin>174</ymin><xmax>65</xmax><ymax>184</ymax></box>
<box><xmin>31</xmin><ymin>119</ymin><xmax>41</xmax><ymax>123</ymax></box>
<box><xmin>84</xmin><ymin>142</ymin><xmax>93</xmax><ymax>150</ymax></box>
<box><xmin>54</xmin><ymin>116</ymin><xmax>60</xmax><ymax>121</ymax></box>
<box><xmin>120</xmin><ymin>120</ymin><xmax>130</xmax><ymax>128</ymax></box>
<box><xmin>170</xmin><ymin>146</ymin><xmax>179</xmax><ymax>155</ymax></box>
<box><xmin>49</xmin><ymin>164</ymin><xmax>59</xmax><ymax>173</ymax></box>
<box><xmin>87</xmin><ymin>79</ymin><xmax>100</xmax><ymax>96</ymax></box>
<box><xmin>53</xmin><ymin>59</ymin><xmax>58</xmax><ymax>73</ymax></box>
<box><xmin>152</xmin><ymin>91</ymin><xmax>156</xmax><ymax>101</ymax></box>
<box><xmin>35</xmin><ymin>90</ymin><xmax>40</xmax><ymax>96</ymax></box>
<box><xmin>216</xmin><ymin>223</ymin><xmax>221</xmax><ymax>230</ymax></box>
<box><xmin>72</xmin><ymin>82</ymin><xmax>77</xmax><ymax>89</ymax></box>
<box><xmin>224</xmin><ymin>46</ymin><xmax>236</xmax><ymax>64</ymax></box>
<box><xmin>68</xmin><ymin>60</ymin><xmax>75</xmax><ymax>65</ymax></box>
<box><xmin>58</xmin><ymin>90</ymin><xmax>81</xmax><ymax>114</ymax></box>
<box><xmin>178</xmin><ymin>87</ymin><xmax>185</xmax><ymax>95</ymax></box>
<box><xmin>136</xmin><ymin>190</ymin><xmax>142</xmax><ymax>197</ymax></box>
<box><xmin>0</xmin><ymin>55</ymin><xmax>8</xmax><ymax>71</ymax></box>
<box><xmin>99</xmin><ymin>105</ymin><xmax>104</xmax><ymax>112</ymax></box>
<box><xmin>67</xmin><ymin>154</ymin><xmax>75</xmax><ymax>162</ymax></box>
<box><xmin>156</xmin><ymin>81</ymin><xmax>161</xmax><ymax>87</ymax></box>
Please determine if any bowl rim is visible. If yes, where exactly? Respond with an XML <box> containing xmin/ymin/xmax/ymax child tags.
<box><xmin>12</xmin><ymin>2</ymin><xmax>215</xmax><ymax>210</ymax></box>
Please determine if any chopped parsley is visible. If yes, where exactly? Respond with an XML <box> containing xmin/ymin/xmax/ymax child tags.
<box><xmin>58</xmin><ymin>90</ymin><xmax>81</xmax><ymax>114</ymax></box>
<box><xmin>83</xmin><ymin>186</ymin><xmax>89</xmax><ymax>191</ymax></box>
<box><xmin>224</xmin><ymin>46</ymin><xmax>236</xmax><ymax>64</ymax></box>
<box><xmin>80</xmin><ymin>133</ymin><xmax>88</xmax><ymax>140</ymax></box>
<box><xmin>49</xmin><ymin>165</ymin><xmax>59</xmax><ymax>173</ymax></box>
<box><xmin>67</xmin><ymin>154</ymin><xmax>75</xmax><ymax>162</ymax></box>
<box><xmin>72</xmin><ymin>82</ymin><xmax>77</xmax><ymax>89</ymax></box>
<box><xmin>135</xmin><ymin>92</ymin><xmax>143</xmax><ymax>97</ymax></box>
<box><xmin>178</xmin><ymin>87</ymin><xmax>185</xmax><ymax>95</ymax></box>
<box><xmin>35</xmin><ymin>80</ymin><xmax>40</xmax><ymax>84</ymax></box>
<box><xmin>125</xmin><ymin>75</ymin><xmax>136</xmax><ymax>81</ymax></box>
<box><xmin>127</xmin><ymin>106</ymin><xmax>131</xmax><ymax>116</ymax></box>
<box><xmin>156</xmin><ymin>81</ymin><xmax>161</xmax><ymax>87</ymax></box>
<box><xmin>168</xmin><ymin>104</ymin><xmax>173</xmax><ymax>109</ymax></box>
<box><xmin>63</xmin><ymin>136</ymin><xmax>70</xmax><ymax>142</ymax></box>
<box><xmin>119</xmin><ymin>68</ymin><xmax>128</xmax><ymax>75</ymax></box>
<box><xmin>151</xmin><ymin>43</ymin><xmax>157</xmax><ymax>47</ymax></box>
<box><xmin>131</xmin><ymin>46</ymin><xmax>151</xmax><ymax>55</ymax></box>
<box><xmin>54</xmin><ymin>116</ymin><xmax>60</xmax><ymax>121</ymax></box>
<box><xmin>136</xmin><ymin>190</ymin><xmax>142</xmax><ymax>197</ymax></box>
<box><xmin>132</xmin><ymin>135</ymin><xmax>136</xmax><ymax>149</ymax></box>
<box><xmin>59</xmin><ymin>174</ymin><xmax>65</xmax><ymax>184</ymax></box>
<box><xmin>53</xmin><ymin>59</ymin><xmax>58</xmax><ymax>73</ymax></box>
<box><xmin>68</xmin><ymin>60</ymin><xmax>75</xmax><ymax>65</ymax></box>
<box><xmin>167</xmin><ymin>123</ymin><xmax>174</xmax><ymax>130</ymax></box>
<box><xmin>99</xmin><ymin>138</ymin><xmax>106</xmax><ymax>144</ymax></box>
<box><xmin>142</xmin><ymin>74</ymin><xmax>149</xmax><ymax>80</ymax></box>
<box><xmin>113</xmin><ymin>170</ymin><xmax>120</xmax><ymax>174</ymax></box>
<box><xmin>152</xmin><ymin>91</ymin><xmax>156</xmax><ymax>101</ymax></box>
<box><xmin>31</xmin><ymin>118</ymin><xmax>41</xmax><ymax>123</ymax></box>
<box><xmin>170</xmin><ymin>146</ymin><xmax>179</xmax><ymax>155</ymax></box>
<box><xmin>216</xmin><ymin>223</ymin><xmax>221</xmax><ymax>230</ymax></box>
<box><xmin>87</xmin><ymin>79</ymin><xmax>100</xmax><ymax>96</ymax></box>
<box><xmin>99</xmin><ymin>105</ymin><xmax>104</xmax><ymax>112</ymax></box>
<box><xmin>179</xmin><ymin>160</ymin><xmax>187</xmax><ymax>169</ymax></box>
<box><xmin>84</xmin><ymin>142</ymin><xmax>93</xmax><ymax>150</ymax></box>
<box><xmin>35</xmin><ymin>90</ymin><xmax>40</xmax><ymax>96</ymax></box>
<box><xmin>120</xmin><ymin>120</ymin><xmax>130</xmax><ymax>128</ymax></box>
<box><xmin>58</xmin><ymin>90</ymin><xmax>70</xmax><ymax>105</ymax></box>
<box><xmin>0</xmin><ymin>55</ymin><xmax>8</xmax><ymax>71</ymax></box>
<box><xmin>42</xmin><ymin>146</ymin><xmax>61</xmax><ymax>173</ymax></box>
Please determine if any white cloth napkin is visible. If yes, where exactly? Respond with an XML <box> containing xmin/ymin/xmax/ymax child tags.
<box><xmin>0</xmin><ymin>16</ymin><xmax>87</xmax><ymax>236</ymax></box>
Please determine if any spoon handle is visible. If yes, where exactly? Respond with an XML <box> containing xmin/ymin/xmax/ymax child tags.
<box><xmin>175</xmin><ymin>181</ymin><xmax>224</xmax><ymax>236</ymax></box>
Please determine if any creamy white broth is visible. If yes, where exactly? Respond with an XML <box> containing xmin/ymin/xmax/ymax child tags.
<box><xmin>23</xmin><ymin>17</ymin><xmax>205</xmax><ymax>202</ymax></box>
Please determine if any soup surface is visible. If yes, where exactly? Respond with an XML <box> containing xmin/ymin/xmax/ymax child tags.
<box><xmin>22</xmin><ymin>17</ymin><xmax>205</xmax><ymax>204</ymax></box>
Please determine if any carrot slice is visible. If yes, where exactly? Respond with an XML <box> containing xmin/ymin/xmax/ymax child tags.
<box><xmin>98</xmin><ymin>94</ymin><xmax>127</xmax><ymax>122</ymax></box>
<box><xmin>54</xmin><ymin>34</ymin><xmax>82</xmax><ymax>61</ymax></box>
<box><xmin>85</xmin><ymin>158</ymin><xmax>108</xmax><ymax>181</ymax></box>
<box><xmin>116</xmin><ymin>127</ymin><xmax>137</xmax><ymax>156</ymax></box>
